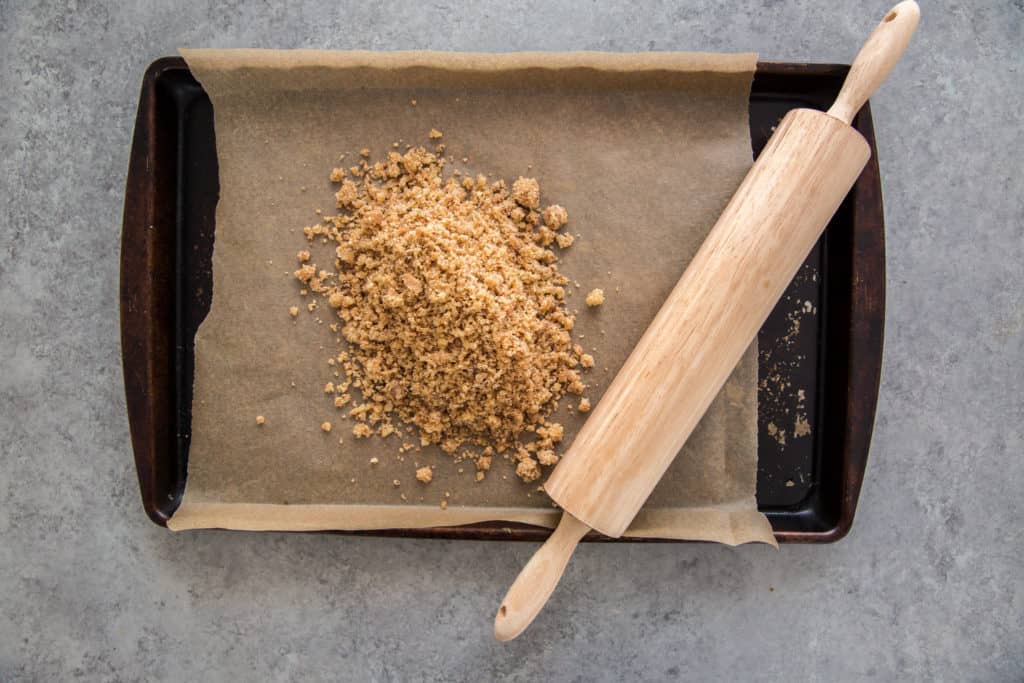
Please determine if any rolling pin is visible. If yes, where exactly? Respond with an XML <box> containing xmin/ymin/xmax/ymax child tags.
<box><xmin>494</xmin><ymin>1</ymin><xmax>919</xmax><ymax>641</ymax></box>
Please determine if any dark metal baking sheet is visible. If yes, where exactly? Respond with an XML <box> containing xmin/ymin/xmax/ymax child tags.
<box><xmin>120</xmin><ymin>58</ymin><xmax>884</xmax><ymax>542</ymax></box>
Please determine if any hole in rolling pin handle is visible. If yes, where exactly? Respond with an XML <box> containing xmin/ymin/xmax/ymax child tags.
<box><xmin>884</xmin><ymin>10</ymin><xmax>897</xmax><ymax>21</ymax></box>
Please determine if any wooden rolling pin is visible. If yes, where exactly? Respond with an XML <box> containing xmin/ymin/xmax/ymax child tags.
<box><xmin>494</xmin><ymin>1</ymin><xmax>919</xmax><ymax>641</ymax></box>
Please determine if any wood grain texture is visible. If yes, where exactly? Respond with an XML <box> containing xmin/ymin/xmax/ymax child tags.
<box><xmin>545</xmin><ymin>109</ymin><xmax>871</xmax><ymax>538</ymax></box>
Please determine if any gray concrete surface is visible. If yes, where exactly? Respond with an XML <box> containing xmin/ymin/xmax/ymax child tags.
<box><xmin>1</xmin><ymin>0</ymin><xmax>1021</xmax><ymax>680</ymax></box>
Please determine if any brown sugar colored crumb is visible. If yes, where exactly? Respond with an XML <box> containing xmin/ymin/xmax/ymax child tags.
<box><xmin>428</xmin><ymin>128</ymin><xmax>443</xmax><ymax>139</ymax></box>
<box><xmin>585</xmin><ymin>289</ymin><xmax>605</xmax><ymax>307</ymax></box>
<box><xmin>296</xmin><ymin>144</ymin><xmax>594</xmax><ymax>483</ymax></box>
<box><xmin>542</xmin><ymin>204</ymin><xmax>568</xmax><ymax>230</ymax></box>
<box><xmin>416</xmin><ymin>466</ymin><xmax>433</xmax><ymax>483</ymax></box>
<box><xmin>511</xmin><ymin>177</ymin><xmax>540</xmax><ymax>209</ymax></box>
<box><xmin>320</xmin><ymin>421</ymin><xmax>332</xmax><ymax>432</ymax></box>
<box><xmin>255</xmin><ymin>415</ymin><xmax>265</xmax><ymax>425</ymax></box>
<box><xmin>578</xmin><ymin>397</ymin><xmax>591</xmax><ymax>413</ymax></box>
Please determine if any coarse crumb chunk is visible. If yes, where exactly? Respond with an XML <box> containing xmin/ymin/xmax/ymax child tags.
<box><xmin>536</xmin><ymin>449</ymin><xmax>559</xmax><ymax>466</ymax></box>
<box><xmin>320</xmin><ymin>421</ymin><xmax>332</xmax><ymax>432</ymax></box>
<box><xmin>416</xmin><ymin>466</ymin><xmax>433</xmax><ymax>483</ymax></box>
<box><xmin>579</xmin><ymin>353</ymin><xmax>595</xmax><ymax>368</ymax></box>
<box><xmin>289</xmin><ymin>306</ymin><xmax>299</xmax><ymax>318</ymax></box>
<box><xmin>297</xmin><ymin>250</ymin><xmax>311</xmax><ymax>262</ymax></box>
<box><xmin>585</xmin><ymin>288</ymin><xmax>605</xmax><ymax>307</ymax></box>
<box><xmin>429</xmin><ymin>128</ymin><xmax>443</xmax><ymax>139</ymax></box>
<box><xmin>542</xmin><ymin>205</ymin><xmax>568</xmax><ymax>230</ymax></box>
<box><xmin>511</xmin><ymin>177</ymin><xmax>540</xmax><ymax>209</ymax></box>
<box><xmin>578</xmin><ymin>397</ymin><xmax>591</xmax><ymax>413</ymax></box>
<box><xmin>255</xmin><ymin>415</ymin><xmax>265</xmax><ymax>425</ymax></box>
<box><xmin>515</xmin><ymin>457</ymin><xmax>541</xmax><ymax>482</ymax></box>
<box><xmin>353</xmin><ymin>423</ymin><xmax>372</xmax><ymax>438</ymax></box>
<box><xmin>555</xmin><ymin>233</ymin><xmax>574</xmax><ymax>249</ymax></box>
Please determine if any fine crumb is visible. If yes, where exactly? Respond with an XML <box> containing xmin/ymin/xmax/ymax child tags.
<box><xmin>295</xmin><ymin>147</ymin><xmax>594</xmax><ymax>484</ymax></box>
<box><xmin>289</xmin><ymin>306</ymin><xmax>299</xmax><ymax>318</ymax></box>
<box><xmin>320</xmin><ymin>421</ymin><xmax>332</xmax><ymax>433</ymax></box>
<box><xmin>578</xmin><ymin>397</ymin><xmax>591</xmax><ymax>413</ymax></box>
<box><xmin>440</xmin><ymin>500</ymin><xmax>448</xmax><ymax>510</ymax></box>
<box><xmin>393</xmin><ymin>479</ymin><xmax>401</xmax><ymax>487</ymax></box>
<box><xmin>428</xmin><ymin>128</ymin><xmax>443</xmax><ymax>139</ymax></box>
<box><xmin>416</xmin><ymin>466</ymin><xmax>433</xmax><ymax>483</ymax></box>
<box><xmin>255</xmin><ymin>415</ymin><xmax>265</xmax><ymax>425</ymax></box>
<box><xmin>369</xmin><ymin>457</ymin><xmax>379</xmax><ymax>466</ymax></box>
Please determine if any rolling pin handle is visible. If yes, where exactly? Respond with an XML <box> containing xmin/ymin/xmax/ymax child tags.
<box><xmin>827</xmin><ymin>1</ymin><xmax>920</xmax><ymax>125</ymax></box>
<box><xmin>494</xmin><ymin>512</ymin><xmax>590</xmax><ymax>641</ymax></box>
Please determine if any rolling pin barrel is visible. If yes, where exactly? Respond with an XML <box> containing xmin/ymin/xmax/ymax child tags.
<box><xmin>543</xmin><ymin>109</ymin><xmax>871</xmax><ymax>537</ymax></box>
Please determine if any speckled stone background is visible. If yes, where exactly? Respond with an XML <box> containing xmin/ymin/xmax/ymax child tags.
<box><xmin>1</xmin><ymin>1</ymin><xmax>1021</xmax><ymax>680</ymax></box>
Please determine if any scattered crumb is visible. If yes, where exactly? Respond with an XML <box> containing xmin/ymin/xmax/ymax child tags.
<box><xmin>785</xmin><ymin>480</ymin><xmax>795</xmax><ymax>488</ymax></box>
<box><xmin>428</xmin><ymin>128</ymin><xmax>443</xmax><ymax>139</ymax></box>
<box><xmin>297</xmin><ymin>250</ymin><xmax>311</xmax><ymax>262</ymax></box>
<box><xmin>440</xmin><ymin>500</ymin><xmax>448</xmax><ymax>510</ymax></box>
<box><xmin>410</xmin><ymin>99</ymin><xmax>417</xmax><ymax>106</ymax></box>
<box><xmin>324</xmin><ymin>382</ymin><xmax>335</xmax><ymax>393</ymax></box>
<box><xmin>320</xmin><ymin>421</ymin><xmax>332</xmax><ymax>433</ymax></box>
<box><xmin>255</xmin><ymin>415</ymin><xmax>265</xmax><ymax>426</ymax></box>
<box><xmin>369</xmin><ymin>457</ymin><xmax>379</xmax><ymax>465</ymax></box>
<box><xmin>578</xmin><ymin>397</ymin><xmax>591</xmax><ymax>413</ymax></box>
<box><xmin>416</xmin><ymin>466</ymin><xmax>433</xmax><ymax>483</ymax></box>
<box><xmin>579</xmin><ymin>353</ymin><xmax>594</xmax><ymax>369</ymax></box>
<box><xmin>794</xmin><ymin>416</ymin><xmax>811</xmax><ymax>438</ymax></box>
<box><xmin>289</xmin><ymin>306</ymin><xmax>299</xmax><ymax>318</ymax></box>
<box><xmin>393</xmin><ymin>479</ymin><xmax>401</xmax><ymax>487</ymax></box>
<box><xmin>585</xmin><ymin>289</ymin><xmax>605</xmax><ymax>307</ymax></box>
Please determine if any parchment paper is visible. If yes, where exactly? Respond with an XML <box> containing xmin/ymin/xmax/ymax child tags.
<box><xmin>170</xmin><ymin>49</ymin><xmax>775</xmax><ymax>546</ymax></box>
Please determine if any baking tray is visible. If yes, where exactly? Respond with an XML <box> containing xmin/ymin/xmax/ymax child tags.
<box><xmin>121</xmin><ymin>57</ymin><xmax>884</xmax><ymax>543</ymax></box>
